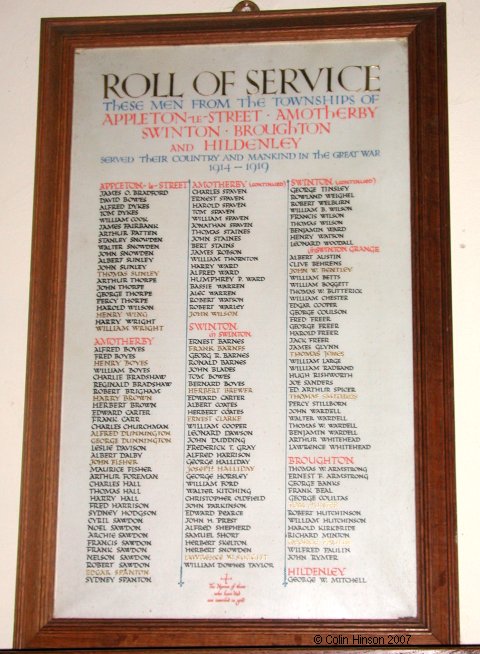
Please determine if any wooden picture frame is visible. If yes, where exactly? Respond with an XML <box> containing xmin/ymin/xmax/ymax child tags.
<box><xmin>15</xmin><ymin>3</ymin><xmax>457</xmax><ymax>648</ymax></box>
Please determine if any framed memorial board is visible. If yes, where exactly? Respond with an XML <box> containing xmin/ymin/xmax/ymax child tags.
<box><xmin>15</xmin><ymin>2</ymin><xmax>458</xmax><ymax>649</ymax></box>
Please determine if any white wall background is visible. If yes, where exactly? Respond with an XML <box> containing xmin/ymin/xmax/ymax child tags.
<box><xmin>1</xmin><ymin>0</ymin><xmax>478</xmax><ymax>646</ymax></box>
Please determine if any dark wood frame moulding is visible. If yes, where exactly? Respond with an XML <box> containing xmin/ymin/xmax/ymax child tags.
<box><xmin>15</xmin><ymin>2</ymin><xmax>457</xmax><ymax>650</ymax></box>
